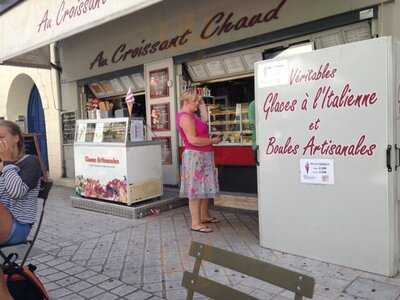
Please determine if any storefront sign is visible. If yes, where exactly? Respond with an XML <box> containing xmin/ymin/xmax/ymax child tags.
<box><xmin>0</xmin><ymin>0</ymin><xmax>163</xmax><ymax>62</ymax></box>
<box><xmin>58</xmin><ymin>0</ymin><xmax>389</xmax><ymax>81</ymax></box>
<box><xmin>300</xmin><ymin>159</ymin><xmax>334</xmax><ymax>185</ymax></box>
<box><xmin>88</xmin><ymin>1</ymin><xmax>287</xmax><ymax>71</ymax></box>
<box><xmin>200</xmin><ymin>1</ymin><xmax>287</xmax><ymax>40</ymax></box>
<box><xmin>256</xmin><ymin>39</ymin><xmax>385</xmax><ymax>163</ymax></box>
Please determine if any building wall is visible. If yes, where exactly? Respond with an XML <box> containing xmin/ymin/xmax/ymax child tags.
<box><xmin>60</xmin><ymin>81</ymin><xmax>80</xmax><ymax>179</ymax></box>
<box><xmin>379</xmin><ymin>1</ymin><xmax>400</xmax><ymax>41</ymax></box>
<box><xmin>0</xmin><ymin>65</ymin><xmax>63</xmax><ymax>179</ymax></box>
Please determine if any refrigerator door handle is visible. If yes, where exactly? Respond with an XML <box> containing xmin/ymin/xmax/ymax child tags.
<box><xmin>387</xmin><ymin>145</ymin><xmax>392</xmax><ymax>172</ymax></box>
<box><xmin>395</xmin><ymin>144</ymin><xmax>400</xmax><ymax>171</ymax></box>
<box><xmin>254</xmin><ymin>145</ymin><xmax>260</xmax><ymax>166</ymax></box>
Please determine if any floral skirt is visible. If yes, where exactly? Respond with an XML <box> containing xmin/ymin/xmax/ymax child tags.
<box><xmin>180</xmin><ymin>150</ymin><xmax>219</xmax><ymax>200</ymax></box>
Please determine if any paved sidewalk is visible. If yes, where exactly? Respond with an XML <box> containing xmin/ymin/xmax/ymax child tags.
<box><xmin>14</xmin><ymin>186</ymin><xmax>400</xmax><ymax>299</ymax></box>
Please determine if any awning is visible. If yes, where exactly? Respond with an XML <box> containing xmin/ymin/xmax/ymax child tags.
<box><xmin>0</xmin><ymin>46</ymin><xmax>51</xmax><ymax>69</ymax></box>
<box><xmin>0</xmin><ymin>0</ymin><xmax>163</xmax><ymax>68</ymax></box>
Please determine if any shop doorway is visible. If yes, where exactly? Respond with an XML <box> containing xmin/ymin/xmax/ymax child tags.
<box><xmin>27</xmin><ymin>85</ymin><xmax>49</xmax><ymax>170</ymax></box>
<box><xmin>6</xmin><ymin>75</ymin><xmax>49</xmax><ymax>171</ymax></box>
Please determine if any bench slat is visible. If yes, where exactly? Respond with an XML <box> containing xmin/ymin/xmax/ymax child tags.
<box><xmin>189</xmin><ymin>241</ymin><xmax>314</xmax><ymax>298</ymax></box>
<box><xmin>182</xmin><ymin>271</ymin><xmax>258</xmax><ymax>300</ymax></box>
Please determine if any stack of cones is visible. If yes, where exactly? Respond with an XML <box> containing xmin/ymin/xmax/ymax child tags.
<box><xmin>125</xmin><ymin>88</ymin><xmax>135</xmax><ymax>118</ymax></box>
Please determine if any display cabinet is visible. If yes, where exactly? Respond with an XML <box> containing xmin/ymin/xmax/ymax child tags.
<box><xmin>75</xmin><ymin>118</ymin><xmax>129</xmax><ymax>144</ymax></box>
<box><xmin>208</xmin><ymin>103</ymin><xmax>252</xmax><ymax>145</ymax></box>
<box><xmin>74</xmin><ymin>118</ymin><xmax>162</xmax><ymax>205</ymax></box>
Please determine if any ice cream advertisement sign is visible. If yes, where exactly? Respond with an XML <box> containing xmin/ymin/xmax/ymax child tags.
<box><xmin>258</xmin><ymin>60</ymin><xmax>378</xmax><ymax>159</ymax></box>
<box><xmin>75</xmin><ymin>145</ymin><xmax>128</xmax><ymax>203</ymax></box>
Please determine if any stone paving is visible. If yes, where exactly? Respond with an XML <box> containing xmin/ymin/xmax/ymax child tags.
<box><xmin>9</xmin><ymin>186</ymin><xmax>400</xmax><ymax>299</ymax></box>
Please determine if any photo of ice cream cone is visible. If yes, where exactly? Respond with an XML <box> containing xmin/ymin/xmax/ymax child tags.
<box><xmin>125</xmin><ymin>87</ymin><xmax>135</xmax><ymax>118</ymax></box>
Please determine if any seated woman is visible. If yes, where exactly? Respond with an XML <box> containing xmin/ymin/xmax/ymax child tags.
<box><xmin>0</xmin><ymin>120</ymin><xmax>42</xmax><ymax>300</ymax></box>
<box><xmin>0</xmin><ymin>120</ymin><xmax>42</xmax><ymax>245</ymax></box>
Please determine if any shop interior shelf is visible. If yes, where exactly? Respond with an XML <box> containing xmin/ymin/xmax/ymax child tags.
<box><xmin>216</xmin><ymin>142</ymin><xmax>251</xmax><ymax>146</ymax></box>
<box><xmin>203</xmin><ymin>96</ymin><xmax>215</xmax><ymax>101</ymax></box>
<box><xmin>210</xmin><ymin>131</ymin><xmax>252</xmax><ymax>135</ymax></box>
<box><xmin>211</xmin><ymin>130</ymin><xmax>241</xmax><ymax>134</ymax></box>
<box><xmin>210</xmin><ymin>120</ymin><xmax>250</xmax><ymax>125</ymax></box>
<box><xmin>210</xmin><ymin>110</ymin><xmax>248</xmax><ymax>116</ymax></box>
<box><xmin>208</xmin><ymin>104</ymin><xmax>251</xmax><ymax>145</ymax></box>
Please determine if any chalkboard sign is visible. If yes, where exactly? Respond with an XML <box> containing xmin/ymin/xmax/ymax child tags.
<box><xmin>62</xmin><ymin>111</ymin><xmax>76</xmax><ymax>144</ymax></box>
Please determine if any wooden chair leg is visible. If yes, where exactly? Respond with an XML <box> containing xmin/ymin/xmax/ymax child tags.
<box><xmin>187</xmin><ymin>258</ymin><xmax>202</xmax><ymax>300</ymax></box>
<box><xmin>294</xmin><ymin>294</ymin><xmax>303</xmax><ymax>300</ymax></box>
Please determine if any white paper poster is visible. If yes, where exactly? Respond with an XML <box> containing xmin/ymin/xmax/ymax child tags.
<box><xmin>93</xmin><ymin>122</ymin><xmax>104</xmax><ymax>143</ymax></box>
<box><xmin>130</xmin><ymin>119</ymin><xmax>144</xmax><ymax>142</ymax></box>
<box><xmin>300</xmin><ymin>159</ymin><xmax>334</xmax><ymax>185</ymax></box>
<box><xmin>257</xmin><ymin>59</ymin><xmax>289</xmax><ymax>88</ymax></box>
<box><xmin>76</xmin><ymin>123</ymin><xmax>87</xmax><ymax>143</ymax></box>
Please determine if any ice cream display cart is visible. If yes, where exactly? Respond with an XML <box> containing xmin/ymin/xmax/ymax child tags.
<box><xmin>74</xmin><ymin>117</ymin><xmax>163</xmax><ymax>205</ymax></box>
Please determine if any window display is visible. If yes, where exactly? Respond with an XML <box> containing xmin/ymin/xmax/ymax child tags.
<box><xmin>202</xmin><ymin>77</ymin><xmax>255</xmax><ymax>145</ymax></box>
<box><xmin>208</xmin><ymin>103</ymin><xmax>251</xmax><ymax>145</ymax></box>
<box><xmin>151</xmin><ymin>103</ymin><xmax>170</xmax><ymax>131</ymax></box>
<box><xmin>75</xmin><ymin>118</ymin><xmax>129</xmax><ymax>144</ymax></box>
<box><xmin>150</xmin><ymin>68</ymin><xmax>169</xmax><ymax>98</ymax></box>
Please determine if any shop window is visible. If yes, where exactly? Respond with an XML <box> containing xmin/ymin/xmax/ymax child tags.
<box><xmin>186</xmin><ymin>49</ymin><xmax>262</xmax><ymax>82</ymax></box>
<box><xmin>314</xmin><ymin>22</ymin><xmax>372</xmax><ymax>49</ymax></box>
<box><xmin>82</xmin><ymin>72</ymin><xmax>146</xmax><ymax>122</ymax></box>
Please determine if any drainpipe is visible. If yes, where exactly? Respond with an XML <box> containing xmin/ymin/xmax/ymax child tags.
<box><xmin>50</xmin><ymin>42</ymin><xmax>66</xmax><ymax>178</ymax></box>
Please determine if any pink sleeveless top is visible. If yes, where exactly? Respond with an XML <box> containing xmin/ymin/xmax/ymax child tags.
<box><xmin>177</xmin><ymin>112</ymin><xmax>213</xmax><ymax>152</ymax></box>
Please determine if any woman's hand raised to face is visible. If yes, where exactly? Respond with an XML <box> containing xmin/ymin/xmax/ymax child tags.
<box><xmin>0</xmin><ymin>140</ymin><xmax>14</xmax><ymax>162</ymax></box>
<box><xmin>211</xmin><ymin>136</ymin><xmax>222</xmax><ymax>145</ymax></box>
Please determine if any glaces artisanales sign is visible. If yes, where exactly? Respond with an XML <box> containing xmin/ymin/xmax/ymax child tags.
<box><xmin>89</xmin><ymin>0</ymin><xmax>288</xmax><ymax>70</ymax></box>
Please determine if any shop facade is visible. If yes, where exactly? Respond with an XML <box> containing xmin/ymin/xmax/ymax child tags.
<box><xmin>2</xmin><ymin>0</ymin><xmax>399</xmax><ymax>205</ymax></box>
<box><xmin>53</xmin><ymin>0</ymin><xmax>399</xmax><ymax>208</ymax></box>
<box><xmin>48</xmin><ymin>0</ymin><xmax>399</xmax><ymax>210</ymax></box>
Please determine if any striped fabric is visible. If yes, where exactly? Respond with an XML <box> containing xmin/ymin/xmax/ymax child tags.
<box><xmin>0</xmin><ymin>155</ymin><xmax>41</xmax><ymax>224</ymax></box>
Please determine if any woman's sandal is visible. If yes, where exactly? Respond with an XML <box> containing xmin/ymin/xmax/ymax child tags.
<box><xmin>191</xmin><ymin>226</ymin><xmax>213</xmax><ymax>233</ymax></box>
<box><xmin>202</xmin><ymin>217</ymin><xmax>220</xmax><ymax>224</ymax></box>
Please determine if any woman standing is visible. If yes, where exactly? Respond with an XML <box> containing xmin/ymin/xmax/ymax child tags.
<box><xmin>0</xmin><ymin>120</ymin><xmax>42</xmax><ymax>300</ymax></box>
<box><xmin>177</xmin><ymin>91</ymin><xmax>221</xmax><ymax>233</ymax></box>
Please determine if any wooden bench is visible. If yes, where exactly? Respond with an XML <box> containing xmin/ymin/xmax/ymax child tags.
<box><xmin>182</xmin><ymin>241</ymin><xmax>315</xmax><ymax>300</ymax></box>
